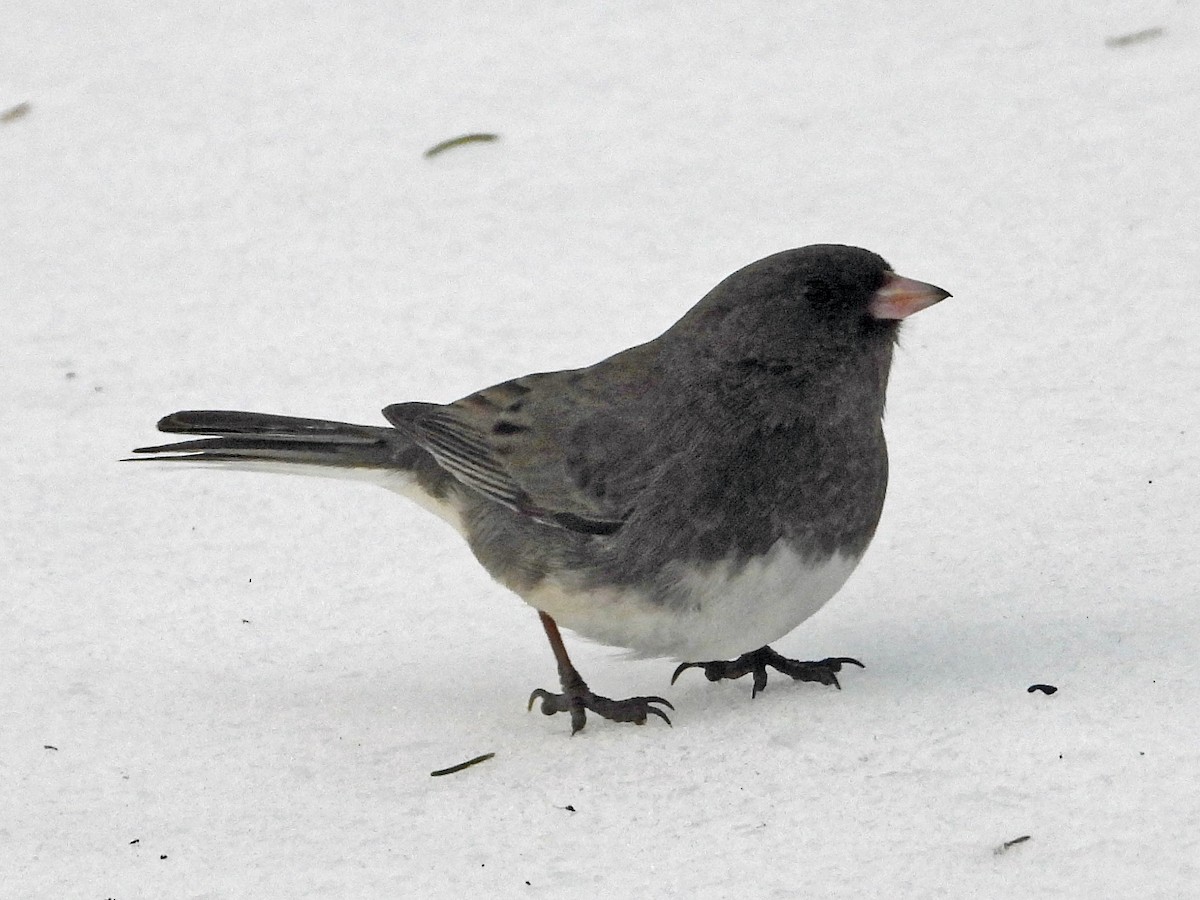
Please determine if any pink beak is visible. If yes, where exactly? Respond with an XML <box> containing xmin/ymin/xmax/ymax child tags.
<box><xmin>869</xmin><ymin>272</ymin><xmax>952</xmax><ymax>320</ymax></box>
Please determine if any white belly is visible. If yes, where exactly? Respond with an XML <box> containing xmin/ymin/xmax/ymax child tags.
<box><xmin>524</xmin><ymin>541</ymin><xmax>862</xmax><ymax>661</ymax></box>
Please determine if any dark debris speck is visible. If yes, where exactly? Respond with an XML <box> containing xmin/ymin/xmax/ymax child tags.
<box><xmin>1105</xmin><ymin>27</ymin><xmax>1163</xmax><ymax>48</ymax></box>
<box><xmin>424</xmin><ymin>133</ymin><xmax>499</xmax><ymax>158</ymax></box>
<box><xmin>1</xmin><ymin>101</ymin><xmax>31</xmax><ymax>123</ymax></box>
<box><xmin>994</xmin><ymin>834</ymin><xmax>1031</xmax><ymax>855</ymax></box>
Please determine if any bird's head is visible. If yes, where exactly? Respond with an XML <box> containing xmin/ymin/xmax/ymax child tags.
<box><xmin>672</xmin><ymin>244</ymin><xmax>950</xmax><ymax>367</ymax></box>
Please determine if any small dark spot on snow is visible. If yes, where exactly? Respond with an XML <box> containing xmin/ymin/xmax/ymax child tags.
<box><xmin>1</xmin><ymin>101</ymin><xmax>30</xmax><ymax>123</ymax></box>
<box><xmin>1027</xmin><ymin>684</ymin><xmax>1057</xmax><ymax>695</ymax></box>
<box><xmin>430</xmin><ymin>752</ymin><xmax>495</xmax><ymax>777</ymax></box>
<box><xmin>423</xmin><ymin>133</ymin><xmax>499</xmax><ymax>158</ymax></box>
<box><xmin>44</xmin><ymin>744</ymin><xmax>58</xmax><ymax>751</ymax></box>
<box><xmin>994</xmin><ymin>834</ymin><xmax>1031</xmax><ymax>855</ymax></box>
<box><xmin>159</xmin><ymin>855</ymin><xmax>167</xmax><ymax>860</ymax></box>
<box><xmin>1105</xmin><ymin>27</ymin><xmax>1163</xmax><ymax>48</ymax></box>
<box><xmin>130</xmin><ymin>839</ymin><xmax>139</xmax><ymax>845</ymax></box>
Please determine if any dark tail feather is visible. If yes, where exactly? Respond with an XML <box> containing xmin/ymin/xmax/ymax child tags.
<box><xmin>155</xmin><ymin>410</ymin><xmax>388</xmax><ymax>439</ymax></box>
<box><xmin>128</xmin><ymin>410</ymin><xmax>407</xmax><ymax>469</ymax></box>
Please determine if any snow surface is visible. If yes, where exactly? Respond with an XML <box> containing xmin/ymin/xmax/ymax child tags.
<box><xmin>4</xmin><ymin>2</ymin><xmax>1199</xmax><ymax>897</ymax></box>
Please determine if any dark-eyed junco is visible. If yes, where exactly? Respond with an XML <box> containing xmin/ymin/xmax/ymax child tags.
<box><xmin>132</xmin><ymin>244</ymin><xmax>949</xmax><ymax>733</ymax></box>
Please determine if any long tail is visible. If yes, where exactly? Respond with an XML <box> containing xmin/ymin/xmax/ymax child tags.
<box><xmin>128</xmin><ymin>410</ymin><xmax>418</xmax><ymax>470</ymax></box>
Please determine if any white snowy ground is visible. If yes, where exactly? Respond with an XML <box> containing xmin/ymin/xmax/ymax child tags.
<box><xmin>4</xmin><ymin>2</ymin><xmax>1198</xmax><ymax>897</ymax></box>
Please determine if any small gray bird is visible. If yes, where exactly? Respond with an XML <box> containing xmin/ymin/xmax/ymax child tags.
<box><xmin>132</xmin><ymin>244</ymin><xmax>949</xmax><ymax>733</ymax></box>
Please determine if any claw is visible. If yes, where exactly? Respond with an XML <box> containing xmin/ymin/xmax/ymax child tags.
<box><xmin>644</xmin><ymin>704</ymin><xmax>672</xmax><ymax>726</ymax></box>
<box><xmin>751</xmin><ymin>666</ymin><xmax>769</xmax><ymax>699</ymax></box>
<box><xmin>671</xmin><ymin>661</ymin><xmax>725</xmax><ymax>684</ymax></box>
<box><xmin>825</xmin><ymin>657</ymin><xmax>865</xmax><ymax>669</ymax></box>
<box><xmin>806</xmin><ymin>657</ymin><xmax>865</xmax><ymax>691</ymax></box>
<box><xmin>670</xmin><ymin>662</ymin><xmax>697</xmax><ymax>685</ymax></box>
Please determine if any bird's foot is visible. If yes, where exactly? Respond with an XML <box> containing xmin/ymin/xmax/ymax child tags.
<box><xmin>671</xmin><ymin>646</ymin><xmax>863</xmax><ymax>698</ymax></box>
<box><xmin>528</xmin><ymin>673</ymin><xmax>673</xmax><ymax>735</ymax></box>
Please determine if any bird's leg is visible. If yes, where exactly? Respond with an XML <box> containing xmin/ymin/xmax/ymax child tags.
<box><xmin>671</xmin><ymin>646</ymin><xmax>863</xmax><ymax>698</ymax></box>
<box><xmin>527</xmin><ymin>611</ymin><xmax>673</xmax><ymax>734</ymax></box>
